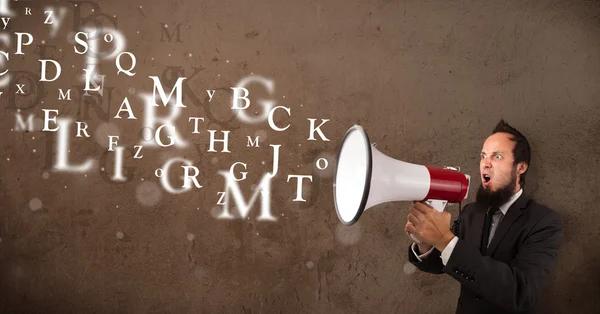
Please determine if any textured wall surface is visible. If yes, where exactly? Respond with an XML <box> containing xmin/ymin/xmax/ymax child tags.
<box><xmin>1</xmin><ymin>0</ymin><xmax>599</xmax><ymax>313</ymax></box>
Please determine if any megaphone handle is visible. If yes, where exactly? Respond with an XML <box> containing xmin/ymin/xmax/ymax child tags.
<box><xmin>409</xmin><ymin>233</ymin><xmax>422</xmax><ymax>244</ymax></box>
<box><xmin>425</xmin><ymin>199</ymin><xmax>448</xmax><ymax>212</ymax></box>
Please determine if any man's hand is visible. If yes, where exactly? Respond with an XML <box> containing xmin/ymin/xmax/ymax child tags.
<box><xmin>405</xmin><ymin>201</ymin><xmax>455</xmax><ymax>252</ymax></box>
<box><xmin>405</xmin><ymin>221</ymin><xmax>433</xmax><ymax>253</ymax></box>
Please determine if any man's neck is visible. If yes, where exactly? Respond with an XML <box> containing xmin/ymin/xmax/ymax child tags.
<box><xmin>498</xmin><ymin>188</ymin><xmax>523</xmax><ymax>215</ymax></box>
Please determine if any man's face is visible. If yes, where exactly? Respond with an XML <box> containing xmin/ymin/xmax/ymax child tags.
<box><xmin>479</xmin><ymin>132</ymin><xmax>518</xmax><ymax>192</ymax></box>
<box><xmin>476</xmin><ymin>132</ymin><xmax>521</xmax><ymax>207</ymax></box>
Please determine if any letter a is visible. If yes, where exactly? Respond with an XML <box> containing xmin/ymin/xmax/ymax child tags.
<box><xmin>114</xmin><ymin>97</ymin><xmax>137</xmax><ymax>119</ymax></box>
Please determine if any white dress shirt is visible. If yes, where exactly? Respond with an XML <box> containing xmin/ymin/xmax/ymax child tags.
<box><xmin>411</xmin><ymin>188</ymin><xmax>523</xmax><ymax>265</ymax></box>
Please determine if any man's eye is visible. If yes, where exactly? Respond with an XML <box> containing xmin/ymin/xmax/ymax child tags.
<box><xmin>494</xmin><ymin>154</ymin><xmax>502</xmax><ymax>159</ymax></box>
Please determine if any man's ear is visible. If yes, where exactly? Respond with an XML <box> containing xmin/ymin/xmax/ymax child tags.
<box><xmin>517</xmin><ymin>162</ymin><xmax>528</xmax><ymax>175</ymax></box>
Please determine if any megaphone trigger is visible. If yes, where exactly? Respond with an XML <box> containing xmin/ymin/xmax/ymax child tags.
<box><xmin>425</xmin><ymin>199</ymin><xmax>448</xmax><ymax>212</ymax></box>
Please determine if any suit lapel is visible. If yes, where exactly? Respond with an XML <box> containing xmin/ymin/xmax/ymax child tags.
<box><xmin>469</xmin><ymin>203</ymin><xmax>487</xmax><ymax>252</ymax></box>
<box><xmin>485</xmin><ymin>193</ymin><xmax>531</xmax><ymax>256</ymax></box>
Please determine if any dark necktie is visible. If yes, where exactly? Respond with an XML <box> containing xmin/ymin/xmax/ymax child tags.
<box><xmin>481</xmin><ymin>207</ymin><xmax>501</xmax><ymax>254</ymax></box>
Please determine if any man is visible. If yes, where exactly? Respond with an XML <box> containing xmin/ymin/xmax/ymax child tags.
<box><xmin>406</xmin><ymin>119</ymin><xmax>563</xmax><ymax>314</ymax></box>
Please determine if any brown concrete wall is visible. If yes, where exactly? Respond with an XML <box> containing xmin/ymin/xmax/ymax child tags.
<box><xmin>1</xmin><ymin>0</ymin><xmax>599</xmax><ymax>313</ymax></box>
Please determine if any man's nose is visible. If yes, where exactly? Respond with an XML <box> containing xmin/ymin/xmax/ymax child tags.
<box><xmin>482</xmin><ymin>160</ymin><xmax>491</xmax><ymax>168</ymax></box>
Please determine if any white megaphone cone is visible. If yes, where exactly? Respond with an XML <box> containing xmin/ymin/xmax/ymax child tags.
<box><xmin>333</xmin><ymin>125</ymin><xmax>471</xmax><ymax>243</ymax></box>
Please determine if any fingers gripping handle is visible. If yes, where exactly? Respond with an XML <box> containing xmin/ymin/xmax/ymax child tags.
<box><xmin>409</xmin><ymin>199</ymin><xmax>448</xmax><ymax>244</ymax></box>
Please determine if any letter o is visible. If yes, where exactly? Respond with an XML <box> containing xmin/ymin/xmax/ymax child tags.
<box><xmin>316</xmin><ymin>158</ymin><xmax>328</xmax><ymax>170</ymax></box>
<box><xmin>139</xmin><ymin>127</ymin><xmax>154</xmax><ymax>142</ymax></box>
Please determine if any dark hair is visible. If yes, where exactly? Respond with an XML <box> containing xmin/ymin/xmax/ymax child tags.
<box><xmin>492</xmin><ymin>119</ymin><xmax>531</xmax><ymax>189</ymax></box>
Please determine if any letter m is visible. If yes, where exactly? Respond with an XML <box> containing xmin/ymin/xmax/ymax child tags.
<box><xmin>14</xmin><ymin>113</ymin><xmax>34</xmax><ymax>131</ymax></box>
<box><xmin>247</xmin><ymin>136</ymin><xmax>259</xmax><ymax>147</ymax></box>
<box><xmin>216</xmin><ymin>171</ymin><xmax>276</xmax><ymax>221</ymax></box>
<box><xmin>149</xmin><ymin>75</ymin><xmax>186</xmax><ymax>107</ymax></box>
<box><xmin>58</xmin><ymin>88</ymin><xmax>71</xmax><ymax>100</ymax></box>
<box><xmin>160</xmin><ymin>23</ymin><xmax>183</xmax><ymax>43</ymax></box>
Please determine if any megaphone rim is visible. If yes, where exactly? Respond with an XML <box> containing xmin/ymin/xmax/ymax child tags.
<box><xmin>333</xmin><ymin>125</ymin><xmax>373</xmax><ymax>226</ymax></box>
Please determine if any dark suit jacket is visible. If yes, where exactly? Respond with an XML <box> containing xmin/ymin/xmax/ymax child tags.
<box><xmin>408</xmin><ymin>193</ymin><xmax>563</xmax><ymax>314</ymax></box>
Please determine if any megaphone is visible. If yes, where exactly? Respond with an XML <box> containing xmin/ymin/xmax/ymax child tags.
<box><xmin>333</xmin><ymin>125</ymin><xmax>471</xmax><ymax>242</ymax></box>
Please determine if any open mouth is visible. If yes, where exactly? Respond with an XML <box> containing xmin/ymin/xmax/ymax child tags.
<box><xmin>483</xmin><ymin>174</ymin><xmax>491</xmax><ymax>184</ymax></box>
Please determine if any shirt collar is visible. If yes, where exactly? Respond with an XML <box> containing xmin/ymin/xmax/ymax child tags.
<box><xmin>497</xmin><ymin>188</ymin><xmax>523</xmax><ymax>215</ymax></box>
